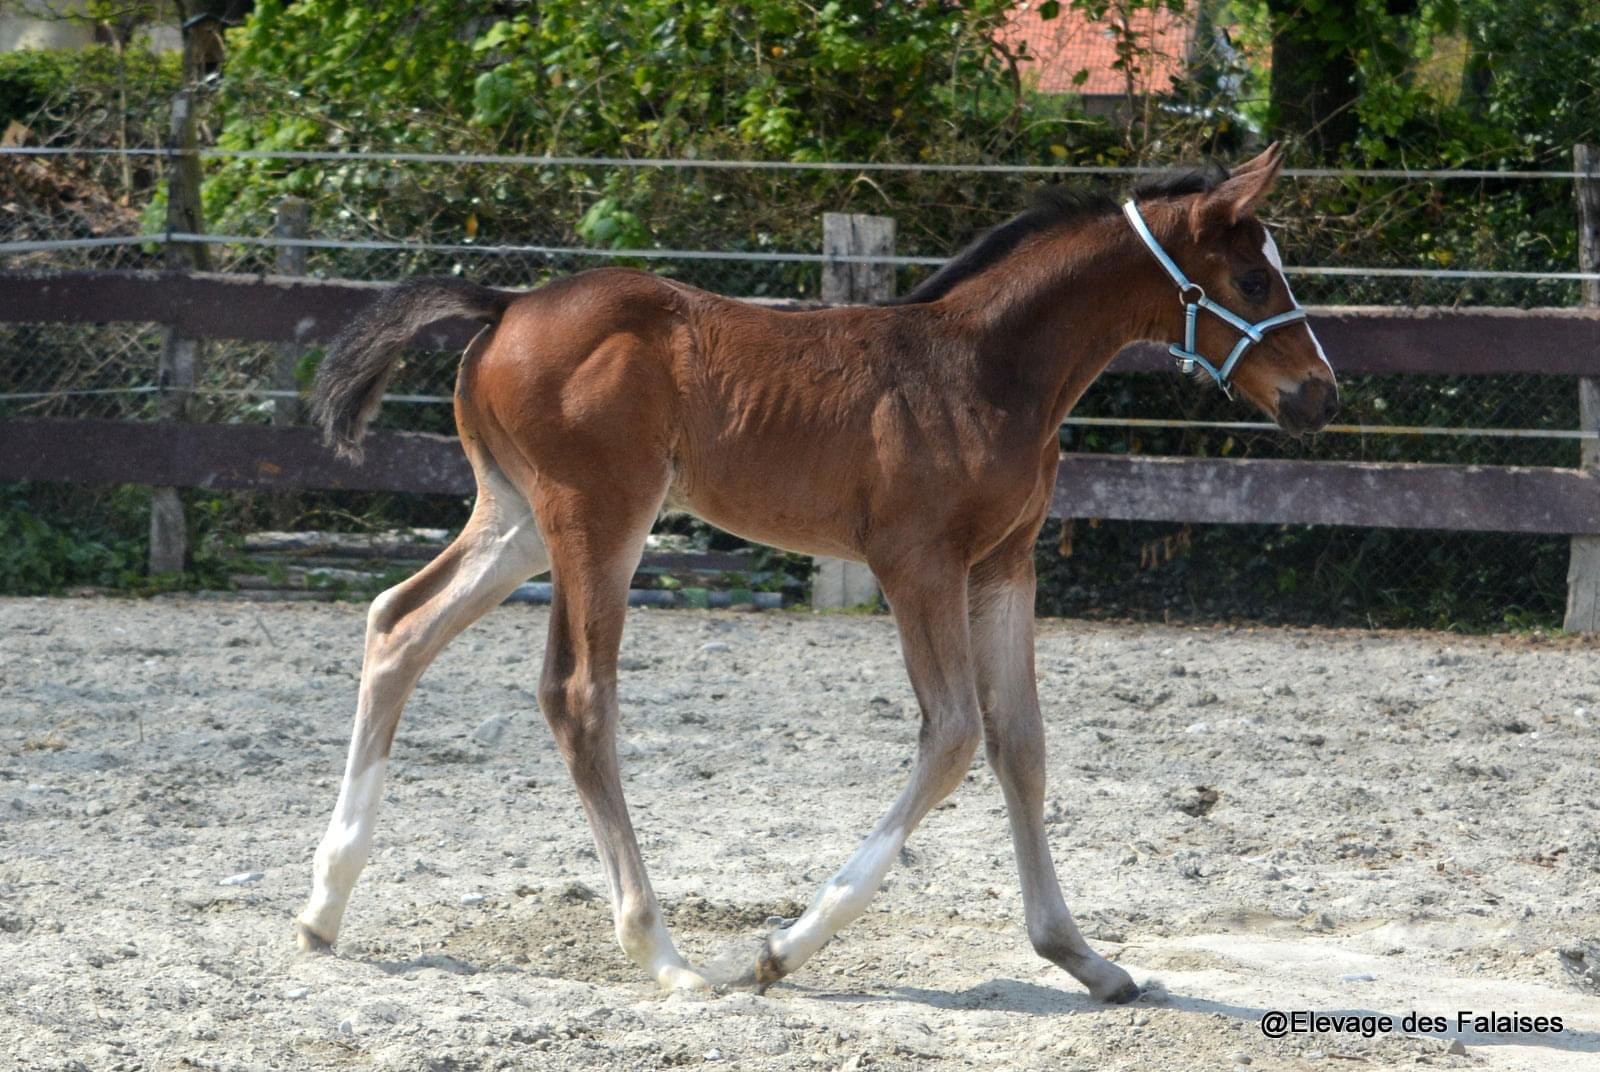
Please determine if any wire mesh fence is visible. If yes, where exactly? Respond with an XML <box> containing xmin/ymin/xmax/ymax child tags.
<box><xmin>2</xmin><ymin>146</ymin><xmax>1594</xmax><ymax>628</ymax></box>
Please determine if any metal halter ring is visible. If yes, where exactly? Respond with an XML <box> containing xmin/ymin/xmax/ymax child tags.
<box><xmin>1178</xmin><ymin>283</ymin><xmax>1206</xmax><ymax>306</ymax></box>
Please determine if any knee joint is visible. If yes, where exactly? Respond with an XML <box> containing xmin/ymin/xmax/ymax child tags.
<box><xmin>925</xmin><ymin>716</ymin><xmax>982</xmax><ymax>767</ymax></box>
<box><xmin>538</xmin><ymin>671</ymin><xmax>610</xmax><ymax>754</ymax></box>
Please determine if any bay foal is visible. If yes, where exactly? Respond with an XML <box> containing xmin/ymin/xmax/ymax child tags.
<box><xmin>299</xmin><ymin>145</ymin><xmax>1336</xmax><ymax>1002</ymax></box>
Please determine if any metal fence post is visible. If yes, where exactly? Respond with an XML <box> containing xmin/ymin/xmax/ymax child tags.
<box><xmin>1565</xmin><ymin>145</ymin><xmax>1600</xmax><ymax>630</ymax></box>
<box><xmin>811</xmin><ymin>212</ymin><xmax>893</xmax><ymax>610</ymax></box>
<box><xmin>149</xmin><ymin>86</ymin><xmax>209</xmax><ymax>576</ymax></box>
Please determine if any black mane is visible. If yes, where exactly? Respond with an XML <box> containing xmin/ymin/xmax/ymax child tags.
<box><xmin>887</xmin><ymin>162</ymin><xmax>1230</xmax><ymax>306</ymax></box>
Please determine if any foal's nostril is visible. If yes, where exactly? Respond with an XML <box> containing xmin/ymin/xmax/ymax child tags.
<box><xmin>1321</xmin><ymin>392</ymin><xmax>1339</xmax><ymax>423</ymax></box>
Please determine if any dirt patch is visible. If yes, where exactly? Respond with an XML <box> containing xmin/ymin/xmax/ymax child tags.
<box><xmin>1</xmin><ymin>596</ymin><xmax>1598</xmax><ymax>1070</ymax></box>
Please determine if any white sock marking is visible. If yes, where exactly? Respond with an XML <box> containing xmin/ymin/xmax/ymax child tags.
<box><xmin>770</xmin><ymin>826</ymin><xmax>905</xmax><ymax>967</ymax></box>
<box><xmin>301</xmin><ymin>758</ymin><xmax>387</xmax><ymax>938</ymax></box>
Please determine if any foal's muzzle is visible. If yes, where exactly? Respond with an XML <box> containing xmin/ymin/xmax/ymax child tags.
<box><xmin>1276</xmin><ymin>378</ymin><xmax>1339</xmax><ymax>433</ymax></box>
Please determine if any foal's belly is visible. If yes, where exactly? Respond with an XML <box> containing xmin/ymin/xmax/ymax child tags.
<box><xmin>665</xmin><ymin>469</ymin><xmax>868</xmax><ymax>563</ymax></box>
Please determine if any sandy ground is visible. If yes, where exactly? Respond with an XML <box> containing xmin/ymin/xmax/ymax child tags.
<box><xmin>2</xmin><ymin>595</ymin><xmax>1598</xmax><ymax>1071</ymax></box>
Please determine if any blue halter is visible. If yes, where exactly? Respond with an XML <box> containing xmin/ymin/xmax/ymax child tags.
<box><xmin>1122</xmin><ymin>199</ymin><xmax>1307</xmax><ymax>399</ymax></box>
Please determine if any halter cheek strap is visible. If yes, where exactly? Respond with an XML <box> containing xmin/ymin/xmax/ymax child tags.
<box><xmin>1122</xmin><ymin>199</ymin><xmax>1307</xmax><ymax>400</ymax></box>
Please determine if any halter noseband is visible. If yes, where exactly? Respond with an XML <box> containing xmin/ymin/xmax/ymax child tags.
<box><xmin>1122</xmin><ymin>199</ymin><xmax>1307</xmax><ymax>399</ymax></box>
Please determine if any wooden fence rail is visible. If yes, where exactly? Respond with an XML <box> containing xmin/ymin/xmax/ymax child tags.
<box><xmin>4</xmin><ymin>266</ymin><xmax>1600</xmax><ymax>622</ymax></box>
<box><xmin>6</xmin><ymin>267</ymin><xmax>1600</xmax><ymax>373</ymax></box>
<box><xmin>5</xmin><ymin>418</ymin><xmax>1600</xmax><ymax>536</ymax></box>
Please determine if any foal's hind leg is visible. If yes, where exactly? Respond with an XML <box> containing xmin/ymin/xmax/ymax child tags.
<box><xmin>296</xmin><ymin>467</ymin><xmax>547</xmax><ymax>951</ymax></box>
<box><xmin>968</xmin><ymin>545</ymin><xmax>1139</xmax><ymax>1003</ymax></box>
<box><xmin>534</xmin><ymin>478</ymin><xmax>707</xmax><ymax>991</ymax></box>
<box><xmin>706</xmin><ymin>559</ymin><xmax>983</xmax><ymax>989</ymax></box>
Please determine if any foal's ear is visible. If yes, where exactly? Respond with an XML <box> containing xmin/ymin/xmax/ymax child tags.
<box><xmin>1190</xmin><ymin>143</ymin><xmax>1284</xmax><ymax>235</ymax></box>
<box><xmin>1229</xmin><ymin>141</ymin><xmax>1283</xmax><ymax>177</ymax></box>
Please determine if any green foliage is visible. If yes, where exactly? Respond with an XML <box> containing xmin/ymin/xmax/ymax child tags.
<box><xmin>0</xmin><ymin>483</ymin><xmax>244</xmax><ymax>596</ymax></box>
<box><xmin>1459</xmin><ymin>0</ymin><xmax>1600</xmax><ymax>165</ymax></box>
<box><xmin>0</xmin><ymin>484</ymin><xmax>145</xmax><ymax>594</ymax></box>
<box><xmin>203</xmin><ymin>0</ymin><xmax>1117</xmax><ymax>283</ymax></box>
<box><xmin>0</xmin><ymin>44</ymin><xmax>180</xmax><ymax>139</ymax></box>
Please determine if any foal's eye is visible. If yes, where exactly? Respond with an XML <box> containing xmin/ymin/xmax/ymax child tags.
<box><xmin>1238</xmin><ymin>270</ymin><xmax>1270</xmax><ymax>302</ymax></box>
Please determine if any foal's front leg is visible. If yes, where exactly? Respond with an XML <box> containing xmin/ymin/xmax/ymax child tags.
<box><xmin>969</xmin><ymin>559</ymin><xmax>1139</xmax><ymax>1003</ymax></box>
<box><xmin>706</xmin><ymin>562</ymin><xmax>984</xmax><ymax>989</ymax></box>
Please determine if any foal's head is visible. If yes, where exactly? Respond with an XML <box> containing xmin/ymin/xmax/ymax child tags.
<box><xmin>1131</xmin><ymin>144</ymin><xmax>1338</xmax><ymax>433</ymax></box>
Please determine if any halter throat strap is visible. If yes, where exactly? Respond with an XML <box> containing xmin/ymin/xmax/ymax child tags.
<box><xmin>1121</xmin><ymin>199</ymin><xmax>1306</xmax><ymax>399</ymax></box>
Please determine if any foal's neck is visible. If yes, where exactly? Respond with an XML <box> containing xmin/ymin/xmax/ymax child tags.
<box><xmin>948</xmin><ymin>210</ymin><xmax>1174</xmax><ymax>432</ymax></box>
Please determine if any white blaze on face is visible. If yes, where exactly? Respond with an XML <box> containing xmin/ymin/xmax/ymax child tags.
<box><xmin>1262</xmin><ymin>228</ymin><xmax>1333</xmax><ymax>373</ymax></box>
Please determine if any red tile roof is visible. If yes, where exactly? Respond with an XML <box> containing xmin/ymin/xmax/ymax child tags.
<box><xmin>1001</xmin><ymin>2</ymin><xmax>1194</xmax><ymax>96</ymax></box>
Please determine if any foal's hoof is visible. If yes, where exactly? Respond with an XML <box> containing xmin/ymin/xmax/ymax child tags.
<box><xmin>1100</xmin><ymin>977</ymin><xmax>1143</xmax><ymax>1004</ymax></box>
<box><xmin>700</xmin><ymin>936</ymin><xmax>785</xmax><ymax>994</ymax></box>
<box><xmin>1089</xmin><ymin>963</ymin><xmax>1141</xmax><ymax>1004</ymax></box>
<box><xmin>655</xmin><ymin>964</ymin><xmax>713</xmax><ymax>993</ymax></box>
<box><xmin>295</xmin><ymin>922</ymin><xmax>335</xmax><ymax>955</ymax></box>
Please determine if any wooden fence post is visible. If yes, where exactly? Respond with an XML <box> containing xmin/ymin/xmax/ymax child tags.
<box><xmin>267</xmin><ymin>198</ymin><xmax>308</xmax><ymax>528</ymax></box>
<box><xmin>811</xmin><ymin>212</ymin><xmax>893</xmax><ymax>610</ymax></box>
<box><xmin>1565</xmin><ymin>144</ymin><xmax>1600</xmax><ymax>631</ymax></box>
<box><xmin>148</xmin><ymin>86</ymin><xmax>210</xmax><ymax>576</ymax></box>
<box><xmin>272</xmin><ymin>198</ymin><xmax>308</xmax><ymax>426</ymax></box>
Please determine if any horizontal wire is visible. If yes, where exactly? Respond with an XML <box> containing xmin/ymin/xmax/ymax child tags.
<box><xmin>7</xmin><ymin>386</ymin><xmax>1588</xmax><ymax>439</ymax></box>
<box><xmin>1292</xmin><ymin>264</ymin><xmax>1600</xmax><ymax>282</ymax></box>
<box><xmin>0</xmin><ymin>145</ymin><xmax>1589</xmax><ymax>180</ymax></box>
<box><xmin>170</xmin><ymin>232</ymin><xmax>948</xmax><ymax>265</ymax></box>
<box><xmin>0</xmin><ymin>236</ymin><xmax>153</xmax><ymax>253</ymax></box>
<box><xmin>7</xmin><ymin>230</ymin><xmax>1593</xmax><ymax>281</ymax></box>
<box><xmin>0</xmin><ymin>386</ymin><xmax>160</xmax><ymax>401</ymax></box>
<box><xmin>1063</xmin><ymin>416</ymin><xmax>1597</xmax><ymax>439</ymax></box>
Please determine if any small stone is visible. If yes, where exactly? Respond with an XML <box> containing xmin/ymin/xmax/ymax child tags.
<box><xmin>460</xmin><ymin>893</ymin><xmax>486</xmax><ymax>906</ymax></box>
<box><xmin>1446</xmin><ymin>1039</ymin><xmax>1467</xmax><ymax>1056</ymax></box>
<box><xmin>1302</xmin><ymin>911</ymin><xmax>1336</xmax><ymax>932</ymax></box>
<box><xmin>472</xmin><ymin>715</ymin><xmax>512</xmax><ymax>747</ymax></box>
<box><xmin>699</xmin><ymin>641</ymin><xmax>732</xmax><ymax>654</ymax></box>
<box><xmin>337</xmin><ymin>1019</ymin><xmax>354</xmax><ymax>1036</ymax></box>
<box><xmin>1233</xmin><ymin>1055</ymin><xmax>1253</xmax><ymax>1066</ymax></box>
<box><xmin>284</xmin><ymin>987</ymin><xmax>309</xmax><ymax>1001</ymax></box>
<box><xmin>1339</xmin><ymin>971</ymin><xmax>1376</xmax><ymax>982</ymax></box>
<box><xmin>219</xmin><ymin>871</ymin><xmax>265</xmax><ymax>886</ymax></box>
<box><xmin>558</xmin><ymin>881</ymin><xmax>598</xmax><ymax>903</ymax></box>
<box><xmin>704</xmin><ymin>1048</ymin><xmax>723</xmax><ymax>1061</ymax></box>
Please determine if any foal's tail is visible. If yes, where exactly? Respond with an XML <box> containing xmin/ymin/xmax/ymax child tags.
<box><xmin>312</xmin><ymin>278</ymin><xmax>514</xmax><ymax>462</ymax></box>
